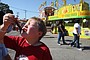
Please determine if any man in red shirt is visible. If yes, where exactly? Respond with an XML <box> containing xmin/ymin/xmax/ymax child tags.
<box><xmin>0</xmin><ymin>13</ymin><xmax>52</xmax><ymax>60</ymax></box>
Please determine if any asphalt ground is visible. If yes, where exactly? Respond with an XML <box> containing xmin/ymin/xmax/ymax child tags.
<box><xmin>6</xmin><ymin>31</ymin><xmax>90</xmax><ymax>60</ymax></box>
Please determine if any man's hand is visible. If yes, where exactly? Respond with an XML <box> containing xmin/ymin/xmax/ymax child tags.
<box><xmin>2</xmin><ymin>13</ymin><xmax>17</xmax><ymax>32</ymax></box>
<box><xmin>3</xmin><ymin>13</ymin><xmax>15</xmax><ymax>26</ymax></box>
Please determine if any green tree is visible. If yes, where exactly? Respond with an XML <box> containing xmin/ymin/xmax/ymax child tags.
<box><xmin>0</xmin><ymin>2</ymin><xmax>13</xmax><ymax>13</ymax></box>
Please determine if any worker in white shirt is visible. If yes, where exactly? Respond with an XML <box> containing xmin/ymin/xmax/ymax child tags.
<box><xmin>70</xmin><ymin>20</ymin><xmax>82</xmax><ymax>50</ymax></box>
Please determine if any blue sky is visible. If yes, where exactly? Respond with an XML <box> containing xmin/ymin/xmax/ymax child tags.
<box><xmin>1</xmin><ymin>0</ymin><xmax>90</xmax><ymax>19</ymax></box>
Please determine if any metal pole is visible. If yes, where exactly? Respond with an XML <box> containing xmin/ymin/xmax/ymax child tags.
<box><xmin>16</xmin><ymin>12</ymin><xmax>19</xmax><ymax>18</ymax></box>
<box><xmin>24</xmin><ymin>10</ymin><xmax>27</xmax><ymax>19</ymax></box>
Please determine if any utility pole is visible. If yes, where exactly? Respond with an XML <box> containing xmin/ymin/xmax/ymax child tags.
<box><xmin>16</xmin><ymin>12</ymin><xmax>19</xmax><ymax>18</ymax></box>
<box><xmin>24</xmin><ymin>10</ymin><xmax>27</xmax><ymax>20</ymax></box>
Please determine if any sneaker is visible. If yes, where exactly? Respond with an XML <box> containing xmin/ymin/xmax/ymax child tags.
<box><xmin>58</xmin><ymin>43</ymin><xmax>61</xmax><ymax>45</ymax></box>
<box><xmin>77</xmin><ymin>48</ymin><xmax>83</xmax><ymax>51</ymax></box>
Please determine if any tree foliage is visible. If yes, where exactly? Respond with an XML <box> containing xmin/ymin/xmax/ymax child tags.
<box><xmin>0</xmin><ymin>2</ymin><xmax>13</xmax><ymax>13</ymax></box>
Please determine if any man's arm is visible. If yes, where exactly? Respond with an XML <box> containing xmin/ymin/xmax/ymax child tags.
<box><xmin>76</xmin><ymin>28</ymin><xmax>80</xmax><ymax>36</ymax></box>
<box><xmin>0</xmin><ymin>13</ymin><xmax>16</xmax><ymax>60</ymax></box>
<box><xmin>0</xmin><ymin>43</ymin><xmax>12</xmax><ymax>60</ymax></box>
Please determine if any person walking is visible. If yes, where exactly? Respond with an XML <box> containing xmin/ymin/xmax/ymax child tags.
<box><xmin>70</xmin><ymin>20</ymin><xmax>82</xmax><ymax>50</ymax></box>
<box><xmin>57</xmin><ymin>21</ymin><xmax>67</xmax><ymax>45</ymax></box>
